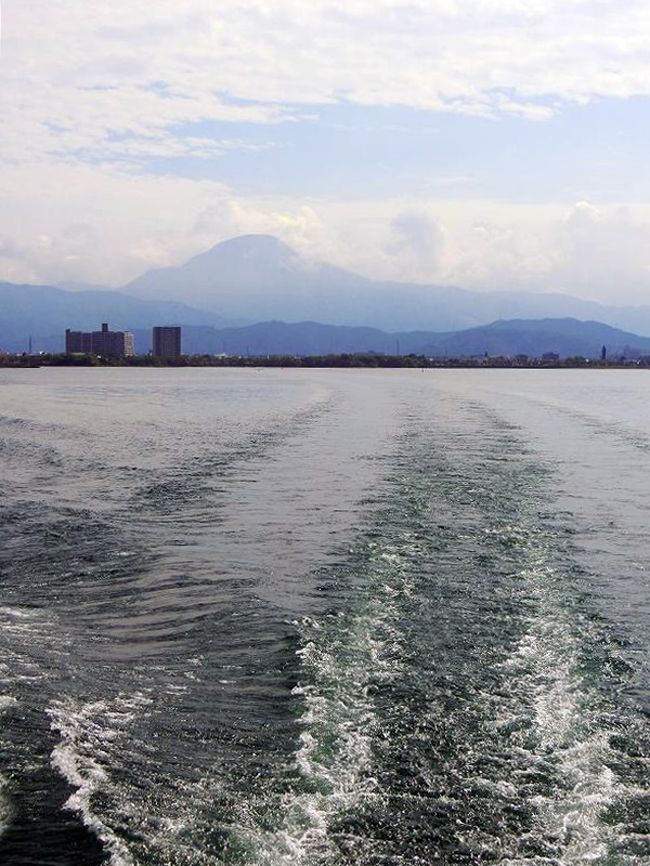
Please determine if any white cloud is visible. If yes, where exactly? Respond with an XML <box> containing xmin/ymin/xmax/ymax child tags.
<box><xmin>2</xmin><ymin>155</ymin><xmax>650</xmax><ymax>305</ymax></box>
<box><xmin>551</xmin><ymin>201</ymin><xmax>650</xmax><ymax>298</ymax></box>
<box><xmin>2</xmin><ymin>2</ymin><xmax>650</xmax><ymax>301</ymax></box>
<box><xmin>384</xmin><ymin>211</ymin><xmax>447</xmax><ymax>281</ymax></box>
<box><xmin>0</xmin><ymin>161</ymin><xmax>231</xmax><ymax>284</ymax></box>
<box><xmin>4</xmin><ymin>0</ymin><xmax>650</xmax><ymax>167</ymax></box>
<box><xmin>262</xmin><ymin>196</ymin><xmax>650</xmax><ymax>303</ymax></box>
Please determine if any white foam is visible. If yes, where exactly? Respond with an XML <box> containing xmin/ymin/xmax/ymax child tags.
<box><xmin>0</xmin><ymin>773</ymin><xmax>12</xmax><ymax>837</ymax></box>
<box><xmin>228</xmin><ymin>538</ymin><xmax>414</xmax><ymax>864</ymax></box>
<box><xmin>0</xmin><ymin>606</ymin><xmax>34</xmax><ymax>620</ymax></box>
<box><xmin>0</xmin><ymin>761</ymin><xmax>12</xmax><ymax>837</ymax></box>
<box><xmin>47</xmin><ymin>693</ymin><xmax>151</xmax><ymax>866</ymax></box>
<box><xmin>0</xmin><ymin>693</ymin><xmax>18</xmax><ymax>837</ymax></box>
<box><xmin>496</xmin><ymin>561</ymin><xmax>627</xmax><ymax>865</ymax></box>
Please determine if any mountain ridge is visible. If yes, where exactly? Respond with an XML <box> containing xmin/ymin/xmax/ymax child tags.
<box><xmin>123</xmin><ymin>233</ymin><xmax>650</xmax><ymax>334</ymax></box>
<box><xmin>3</xmin><ymin>274</ymin><xmax>650</xmax><ymax>359</ymax></box>
<box><xmin>123</xmin><ymin>316</ymin><xmax>650</xmax><ymax>359</ymax></box>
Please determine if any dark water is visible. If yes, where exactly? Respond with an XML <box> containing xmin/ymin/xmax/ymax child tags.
<box><xmin>0</xmin><ymin>368</ymin><xmax>648</xmax><ymax>865</ymax></box>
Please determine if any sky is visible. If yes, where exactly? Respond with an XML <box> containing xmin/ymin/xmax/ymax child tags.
<box><xmin>2</xmin><ymin>0</ymin><xmax>650</xmax><ymax>301</ymax></box>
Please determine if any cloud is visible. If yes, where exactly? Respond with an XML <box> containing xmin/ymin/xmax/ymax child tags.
<box><xmin>3</xmin><ymin>2</ymin><xmax>650</xmax><ymax>301</ymax></box>
<box><xmin>551</xmin><ymin>202</ymin><xmax>650</xmax><ymax>297</ymax></box>
<box><xmin>1</xmin><ymin>153</ymin><xmax>650</xmax><ymax>304</ymax></box>
<box><xmin>0</xmin><ymin>237</ymin><xmax>27</xmax><ymax>259</ymax></box>
<box><xmin>0</xmin><ymin>160</ymin><xmax>231</xmax><ymax>284</ymax></box>
<box><xmin>274</xmin><ymin>197</ymin><xmax>650</xmax><ymax>303</ymax></box>
<box><xmin>385</xmin><ymin>211</ymin><xmax>446</xmax><ymax>280</ymax></box>
<box><xmin>5</xmin><ymin>0</ymin><xmax>650</xmax><ymax>169</ymax></box>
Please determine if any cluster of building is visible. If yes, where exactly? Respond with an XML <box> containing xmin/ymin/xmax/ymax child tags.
<box><xmin>65</xmin><ymin>324</ymin><xmax>181</xmax><ymax>359</ymax></box>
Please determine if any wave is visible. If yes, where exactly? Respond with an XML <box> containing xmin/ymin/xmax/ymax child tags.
<box><xmin>47</xmin><ymin>693</ymin><xmax>153</xmax><ymax>866</ymax></box>
<box><xmin>224</xmin><ymin>536</ymin><xmax>417</xmax><ymax>864</ymax></box>
<box><xmin>0</xmin><ymin>694</ymin><xmax>18</xmax><ymax>839</ymax></box>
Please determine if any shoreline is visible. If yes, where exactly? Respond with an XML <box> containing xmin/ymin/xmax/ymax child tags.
<box><xmin>0</xmin><ymin>353</ymin><xmax>647</xmax><ymax>370</ymax></box>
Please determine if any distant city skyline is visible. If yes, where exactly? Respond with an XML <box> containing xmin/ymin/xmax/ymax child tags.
<box><xmin>2</xmin><ymin>2</ymin><xmax>650</xmax><ymax>302</ymax></box>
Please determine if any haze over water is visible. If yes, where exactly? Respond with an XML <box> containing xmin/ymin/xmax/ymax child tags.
<box><xmin>0</xmin><ymin>367</ymin><xmax>648</xmax><ymax>865</ymax></box>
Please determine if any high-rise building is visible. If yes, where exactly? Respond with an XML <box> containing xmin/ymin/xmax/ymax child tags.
<box><xmin>124</xmin><ymin>332</ymin><xmax>135</xmax><ymax>357</ymax></box>
<box><xmin>65</xmin><ymin>323</ymin><xmax>135</xmax><ymax>357</ymax></box>
<box><xmin>152</xmin><ymin>326</ymin><xmax>182</xmax><ymax>359</ymax></box>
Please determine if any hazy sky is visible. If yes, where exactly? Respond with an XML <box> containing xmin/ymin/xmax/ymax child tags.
<box><xmin>3</xmin><ymin>0</ymin><xmax>650</xmax><ymax>301</ymax></box>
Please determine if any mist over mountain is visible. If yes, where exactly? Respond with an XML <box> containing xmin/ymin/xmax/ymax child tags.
<box><xmin>55</xmin><ymin>280</ymin><xmax>115</xmax><ymax>293</ymax></box>
<box><xmin>124</xmin><ymin>234</ymin><xmax>650</xmax><ymax>334</ymax></box>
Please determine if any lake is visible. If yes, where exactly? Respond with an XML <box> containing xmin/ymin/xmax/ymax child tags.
<box><xmin>0</xmin><ymin>367</ymin><xmax>648</xmax><ymax>865</ymax></box>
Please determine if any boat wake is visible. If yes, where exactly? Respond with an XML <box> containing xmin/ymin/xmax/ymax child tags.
<box><xmin>47</xmin><ymin>692</ymin><xmax>153</xmax><ymax>866</ymax></box>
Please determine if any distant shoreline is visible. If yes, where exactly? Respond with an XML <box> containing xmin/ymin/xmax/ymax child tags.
<box><xmin>0</xmin><ymin>353</ymin><xmax>647</xmax><ymax>370</ymax></box>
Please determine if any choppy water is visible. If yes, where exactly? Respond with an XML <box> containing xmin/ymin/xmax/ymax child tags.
<box><xmin>0</xmin><ymin>367</ymin><xmax>648</xmax><ymax>865</ymax></box>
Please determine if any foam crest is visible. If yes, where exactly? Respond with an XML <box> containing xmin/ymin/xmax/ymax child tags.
<box><xmin>47</xmin><ymin>692</ymin><xmax>152</xmax><ymax>866</ymax></box>
<box><xmin>498</xmin><ymin>562</ymin><xmax>627</xmax><ymax>865</ymax></box>
<box><xmin>227</xmin><ymin>537</ymin><xmax>419</xmax><ymax>864</ymax></box>
<box><xmin>0</xmin><ymin>693</ymin><xmax>17</xmax><ymax>838</ymax></box>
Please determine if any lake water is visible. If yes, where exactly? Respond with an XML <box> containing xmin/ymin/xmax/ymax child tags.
<box><xmin>0</xmin><ymin>367</ymin><xmax>648</xmax><ymax>865</ymax></box>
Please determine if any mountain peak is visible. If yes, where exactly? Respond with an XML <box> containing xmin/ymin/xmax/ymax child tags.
<box><xmin>191</xmin><ymin>233</ymin><xmax>302</xmax><ymax>268</ymax></box>
<box><xmin>125</xmin><ymin>233</ymin><xmax>347</xmax><ymax>316</ymax></box>
<box><xmin>205</xmin><ymin>233</ymin><xmax>290</xmax><ymax>253</ymax></box>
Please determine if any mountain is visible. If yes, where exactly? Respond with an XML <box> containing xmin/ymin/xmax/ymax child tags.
<box><xmin>124</xmin><ymin>234</ymin><xmax>650</xmax><ymax>334</ymax></box>
<box><xmin>4</xmin><ymin>269</ymin><xmax>650</xmax><ymax>360</ymax></box>
<box><xmin>125</xmin><ymin>234</ymin><xmax>386</xmax><ymax>326</ymax></box>
<box><xmin>132</xmin><ymin>320</ymin><xmax>402</xmax><ymax>356</ymax></box>
<box><xmin>420</xmin><ymin>318</ymin><xmax>650</xmax><ymax>359</ymax></box>
<box><xmin>0</xmin><ymin>282</ymin><xmax>225</xmax><ymax>353</ymax></box>
<box><xmin>130</xmin><ymin>317</ymin><xmax>650</xmax><ymax>359</ymax></box>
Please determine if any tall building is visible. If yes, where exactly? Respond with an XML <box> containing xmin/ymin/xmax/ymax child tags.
<box><xmin>65</xmin><ymin>323</ymin><xmax>135</xmax><ymax>357</ymax></box>
<box><xmin>124</xmin><ymin>332</ymin><xmax>135</xmax><ymax>357</ymax></box>
<box><xmin>152</xmin><ymin>326</ymin><xmax>182</xmax><ymax>359</ymax></box>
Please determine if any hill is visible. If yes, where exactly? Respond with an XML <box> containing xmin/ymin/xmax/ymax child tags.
<box><xmin>0</xmin><ymin>283</ymin><xmax>224</xmax><ymax>353</ymax></box>
<box><xmin>422</xmin><ymin>318</ymin><xmax>650</xmax><ymax>359</ymax></box>
<box><xmin>131</xmin><ymin>317</ymin><xmax>650</xmax><ymax>359</ymax></box>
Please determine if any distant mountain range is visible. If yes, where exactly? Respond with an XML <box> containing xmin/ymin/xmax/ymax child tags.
<box><xmin>3</xmin><ymin>234</ymin><xmax>650</xmax><ymax>359</ymax></box>
<box><xmin>124</xmin><ymin>233</ymin><xmax>650</xmax><ymax>334</ymax></box>
<box><xmin>417</xmin><ymin>318</ymin><xmax>650</xmax><ymax>360</ymax></box>
<box><xmin>123</xmin><ymin>317</ymin><xmax>647</xmax><ymax>360</ymax></box>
